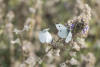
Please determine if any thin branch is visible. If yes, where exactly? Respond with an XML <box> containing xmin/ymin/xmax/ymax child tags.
<box><xmin>34</xmin><ymin>47</ymin><xmax>52</xmax><ymax>67</ymax></box>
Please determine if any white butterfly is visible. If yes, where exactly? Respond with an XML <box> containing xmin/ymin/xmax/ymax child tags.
<box><xmin>39</xmin><ymin>28</ymin><xmax>52</xmax><ymax>43</ymax></box>
<box><xmin>56</xmin><ymin>24</ymin><xmax>68</xmax><ymax>38</ymax></box>
<box><xmin>55</xmin><ymin>24</ymin><xmax>72</xmax><ymax>43</ymax></box>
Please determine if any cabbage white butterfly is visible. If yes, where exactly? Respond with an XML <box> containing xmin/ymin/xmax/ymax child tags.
<box><xmin>56</xmin><ymin>24</ymin><xmax>68</xmax><ymax>38</ymax></box>
<box><xmin>55</xmin><ymin>24</ymin><xmax>72</xmax><ymax>43</ymax></box>
<box><xmin>39</xmin><ymin>28</ymin><xmax>52</xmax><ymax>43</ymax></box>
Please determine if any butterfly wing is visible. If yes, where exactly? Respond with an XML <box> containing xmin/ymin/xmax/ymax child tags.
<box><xmin>56</xmin><ymin>24</ymin><xmax>67</xmax><ymax>30</ymax></box>
<box><xmin>58</xmin><ymin>29</ymin><xmax>68</xmax><ymax>38</ymax></box>
<box><xmin>65</xmin><ymin>31</ymin><xmax>72</xmax><ymax>43</ymax></box>
<box><xmin>45</xmin><ymin>32</ymin><xmax>52</xmax><ymax>43</ymax></box>
<box><xmin>39</xmin><ymin>31</ymin><xmax>46</xmax><ymax>43</ymax></box>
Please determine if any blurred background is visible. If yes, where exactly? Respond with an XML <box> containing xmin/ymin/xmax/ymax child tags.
<box><xmin>0</xmin><ymin>0</ymin><xmax>100</xmax><ymax>67</ymax></box>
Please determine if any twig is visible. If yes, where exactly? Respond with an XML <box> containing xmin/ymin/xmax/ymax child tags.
<box><xmin>18</xmin><ymin>34</ymin><xmax>24</xmax><ymax>61</ymax></box>
<box><xmin>34</xmin><ymin>47</ymin><xmax>52</xmax><ymax>67</ymax></box>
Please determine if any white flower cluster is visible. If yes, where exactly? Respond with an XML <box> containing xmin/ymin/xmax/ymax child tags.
<box><xmin>10</xmin><ymin>38</ymin><xmax>20</xmax><ymax>44</ymax></box>
<box><xmin>69</xmin><ymin>58</ymin><xmax>79</xmax><ymax>65</ymax></box>
<box><xmin>13</xmin><ymin>25</ymin><xmax>30</xmax><ymax>35</ymax></box>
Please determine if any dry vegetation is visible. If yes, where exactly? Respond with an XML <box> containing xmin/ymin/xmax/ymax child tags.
<box><xmin>0</xmin><ymin>0</ymin><xmax>100</xmax><ymax>67</ymax></box>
